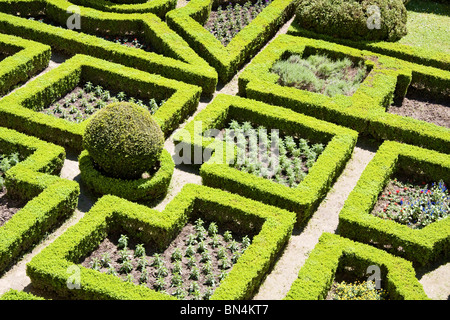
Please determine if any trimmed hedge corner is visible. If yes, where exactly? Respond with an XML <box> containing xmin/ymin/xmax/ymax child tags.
<box><xmin>0</xmin><ymin>0</ymin><xmax>217</xmax><ymax>95</ymax></box>
<box><xmin>338</xmin><ymin>140</ymin><xmax>450</xmax><ymax>266</ymax></box>
<box><xmin>166</xmin><ymin>0</ymin><xmax>297</xmax><ymax>82</ymax></box>
<box><xmin>0</xmin><ymin>54</ymin><xmax>202</xmax><ymax>151</ymax></box>
<box><xmin>0</xmin><ymin>32</ymin><xmax>50</xmax><ymax>96</ymax></box>
<box><xmin>0</xmin><ymin>127</ymin><xmax>79</xmax><ymax>274</ymax></box>
<box><xmin>284</xmin><ymin>232</ymin><xmax>430</xmax><ymax>300</ymax></box>
<box><xmin>26</xmin><ymin>184</ymin><xmax>295</xmax><ymax>300</ymax></box>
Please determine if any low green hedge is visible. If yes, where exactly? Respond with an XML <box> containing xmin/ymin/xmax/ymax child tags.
<box><xmin>287</xmin><ymin>16</ymin><xmax>450</xmax><ymax>71</ymax></box>
<box><xmin>166</xmin><ymin>0</ymin><xmax>297</xmax><ymax>82</ymax></box>
<box><xmin>238</xmin><ymin>34</ymin><xmax>450</xmax><ymax>154</ymax></box>
<box><xmin>0</xmin><ymin>289</ymin><xmax>46</xmax><ymax>300</ymax></box>
<box><xmin>26</xmin><ymin>184</ymin><xmax>295</xmax><ymax>300</ymax></box>
<box><xmin>78</xmin><ymin>148</ymin><xmax>174</xmax><ymax>202</ymax></box>
<box><xmin>173</xmin><ymin>94</ymin><xmax>358</xmax><ymax>226</ymax></box>
<box><xmin>0</xmin><ymin>54</ymin><xmax>201</xmax><ymax>151</ymax></box>
<box><xmin>0</xmin><ymin>0</ymin><xmax>218</xmax><ymax>95</ymax></box>
<box><xmin>284</xmin><ymin>232</ymin><xmax>429</xmax><ymax>300</ymax></box>
<box><xmin>0</xmin><ymin>32</ymin><xmax>50</xmax><ymax>96</ymax></box>
<box><xmin>338</xmin><ymin>141</ymin><xmax>450</xmax><ymax>267</ymax></box>
<box><xmin>0</xmin><ymin>127</ymin><xmax>79</xmax><ymax>274</ymax></box>
<box><xmin>67</xmin><ymin>0</ymin><xmax>176</xmax><ymax>15</ymax></box>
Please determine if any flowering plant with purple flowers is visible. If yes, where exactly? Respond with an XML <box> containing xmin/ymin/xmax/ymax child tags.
<box><xmin>373</xmin><ymin>178</ymin><xmax>449</xmax><ymax>229</ymax></box>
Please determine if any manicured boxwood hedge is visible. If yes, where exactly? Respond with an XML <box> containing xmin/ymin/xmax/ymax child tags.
<box><xmin>166</xmin><ymin>0</ymin><xmax>297</xmax><ymax>82</ymax></box>
<box><xmin>338</xmin><ymin>141</ymin><xmax>450</xmax><ymax>266</ymax></box>
<box><xmin>0</xmin><ymin>289</ymin><xmax>46</xmax><ymax>300</ymax></box>
<box><xmin>79</xmin><ymin>149</ymin><xmax>174</xmax><ymax>202</ymax></box>
<box><xmin>173</xmin><ymin>94</ymin><xmax>358</xmax><ymax>226</ymax></box>
<box><xmin>238</xmin><ymin>34</ymin><xmax>450</xmax><ymax>154</ymax></box>
<box><xmin>26</xmin><ymin>184</ymin><xmax>296</xmax><ymax>300</ymax></box>
<box><xmin>0</xmin><ymin>33</ymin><xmax>50</xmax><ymax>96</ymax></box>
<box><xmin>0</xmin><ymin>54</ymin><xmax>202</xmax><ymax>151</ymax></box>
<box><xmin>284</xmin><ymin>233</ymin><xmax>429</xmax><ymax>300</ymax></box>
<box><xmin>0</xmin><ymin>127</ymin><xmax>79</xmax><ymax>273</ymax></box>
<box><xmin>287</xmin><ymin>17</ymin><xmax>450</xmax><ymax>71</ymax></box>
<box><xmin>68</xmin><ymin>0</ymin><xmax>176</xmax><ymax>15</ymax></box>
<box><xmin>0</xmin><ymin>0</ymin><xmax>218</xmax><ymax>95</ymax></box>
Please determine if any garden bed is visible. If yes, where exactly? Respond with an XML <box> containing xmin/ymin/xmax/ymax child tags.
<box><xmin>204</xmin><ymin>0</ymin><xmax>272</xmax><ymax>46</ymax></box>
<box><xmin>80</xmin><ymin>218</ymin><xmax>252</xmax><ymax>299</ymax></box>
<box><xmin>387</xmin><ymin>86</ymin><xmax>450</xmax><ymax>128</ymax></box>
<box><xmin>270</xmin><ymin>53</ymin><xmax>369</xmax><ymax>97</ymax></box>
<box><xmin>39</xmin><ymin>81</ymin><xmax>165</xmax><ymax>123</ymax></box>
<box><xmin>28</xmin><ymin>15</ymin><xmax>154</xmax><ymax>53</ymax></box>
<box><xmin>371</xmin><ymin>172</ymin><xmax>449</xmax><ymax>230</ymax></box>
<box><xmin>221</xmin><ymin>120</ymin><xmax>325</xmax><ymax>188</ymax></box>
<box><xmin>0</xmin><ymin>187</ymin><xmax>25</xmax><ymax>228</ymax></box>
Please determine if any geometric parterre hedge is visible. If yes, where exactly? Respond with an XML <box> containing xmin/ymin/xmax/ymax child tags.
<box><xmin>78</xmin><ymin>148</ymin><xmax>174</xmax><ymax>202</ymax></box>
<box><xmin>238</xmin><ymin>34</ymin><xmax>450</xmax><ymax>154</ymax></box>
<box><xmin>0</xmin><ymin>0</ymin><xmax>218</xmax><ymax>95</ymax></box>
<box><xmin>0</xmin><ymin>54</ymin><xmax>202</xmax><ymax>150</ymax></box>
<box><xmin>287</xmin><ymin>17</ymin><xmax>450</xmax><ymax>72</ymax></box>
<box><xmin>0</xmin><ymin>127</ymin><xmax>79</xmax><ymax>273</ymax></box>
<box><xmin>174</xmin><ymin>94</ymin><xmax>358</xmax><ymax>227</ymax></box>
<box><xmin>284</xmin><ymin>233</ymin><xmax>430</xmax><ymax>300</ymax></box>
<box><xmin>338</xmin><ymin>140</ymin><xmax>450</xmax><ymax>267</ymax></box>
<box><xmin>166</xmin><ymin>0</ymin><xmax>297</xmax><ymax>82</ymax></box>
<box><xmin>0</xmin><ymin>32</ymin><xmax>50</xmax><ymax>96</ymax></box>
<box><xmin>68</xmin><ymin>0</ymin><xmax>176</xmax><ymax>15</ymax></box>
<box><xmin>26</xmin><ymin>184</ymin><xmax>296</xmax><ymax>300</ymax></box>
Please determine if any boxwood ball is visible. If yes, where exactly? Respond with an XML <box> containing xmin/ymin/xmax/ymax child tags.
<box><xmin>83</xmin><ymin>101</ymin><xmax>164</xmax><ymax>180</ymax></box>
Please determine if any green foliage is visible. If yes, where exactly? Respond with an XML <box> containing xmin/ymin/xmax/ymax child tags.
<box><xmin>331</xmin><ymin>281</ymin><xmax>386</xmax><ymax>300</ymax></box>
<box><xmin>338</xmin><ymin>141</ymin><xmax>450</xmax><ymax>266</ymax></box>
<box><xmin>238</xmin><ymin>34</ymin><xmax>450</xmax><ymax>154</ymax></box>
<box><xmin>294</xmin><ymin>0</ymin><xmax>408</xmax><ymax>42</ymax></box>
<box><xmin>118</xmin><ymin>234</ymin><xmax>129</xmax><ymax>249</ymax></box>
<box><xmin>0</xmin><ymin>127</ymin><xmax>79</xmax><ymax>274</ymax></box>
<box><xmin>284</xmin><ymin>233</ymin><xmax>429</xmax><ymax>300</ymax></box>
<box><xmin>271</xmin><ymin>54</ymin><xmax>367</xmax><ymax>97</ymax></box>
<box><xmin>26</xmin><ymin>184</ymin><xmax>295</xmax><ymax>300</ymax></box>
<box><xmin>83</xmin><ymin>102</ymin><xmax>164</xmax><ymax>180</ymax></box>
<box><xmin>166</xmin><ymin>0</ymin><xmax>297</xmax><ymax>82</ymax></box>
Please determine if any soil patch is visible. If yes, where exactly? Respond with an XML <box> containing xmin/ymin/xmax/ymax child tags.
<box><xmin>80</xmin><ymin>220</ymin><xmax>252</xmax><ymax>299</ymax></box>
<box><xmin>388</xmin><ymin>86</ymin><xmax>450</xmax><ymax>128</ymax></box>
<box><xmin>0</xmin><ymin>187</ymin><xmax>26</xmax><ymax>228</ymax></box>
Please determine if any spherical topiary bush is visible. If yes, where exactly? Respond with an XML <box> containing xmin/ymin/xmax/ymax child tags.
<box><xmin>83</xmin><ymin>101</ymin><xmax>164</xmax><ymax>180</ymax></box>
<box><xmin>294</xmin><ymin>0</ymin><xmax>408</xmax><ymax>42</ymax></box>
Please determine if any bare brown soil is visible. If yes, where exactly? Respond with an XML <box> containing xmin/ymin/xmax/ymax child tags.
<box><xmin>0</xmin><ymin>187</ymin><xmax>26</xmax><ymax>228</ymax></box>
<box><xmin>388</xmin><ymin>86</ymin><xmax>450</xmax><ymax>128</ymax></box>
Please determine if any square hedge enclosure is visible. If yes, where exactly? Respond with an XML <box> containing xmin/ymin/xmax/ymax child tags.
<box><xmin>26</xmin><ymin>184</ymin><xmax>295</xmax><ymax>300</ymax></box>
<box><xmin>174</xmin><ymin>94</ymin><xmax>358</xmax><ymax>226</ymax></box>
<box><xmin>0</xmin><ymin>54</ymin><xmax>202</xmax><ymax>150</ymax></box>
<box><xmin>338</xmin><ymin>140</ymin><xmax>450</xmax><ymax>267</ymax></box>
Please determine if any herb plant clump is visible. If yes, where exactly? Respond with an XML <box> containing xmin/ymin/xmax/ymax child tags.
<box><xmin>271</xmin><ymin>54</ymin><xmax>368</xmax><ymax>97</ymax></box>
<box><xmin>82</xmin><ymin>101</ymin><xmax>165</xmax><ymax>179</ymax></box>
<box><xmin>373</xmin><ymin>178</ymin><xmax>449</xmax><ymax>229</ymax></box>
<box><xmin>0</xmin><ymin>153</ymin><xmax>20</xmax><ymax>188</ymax></box>
<box><xmin>225</xmin><ymin>120</ymin><xmax>325</xmax><ymax>188</ymax></box>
